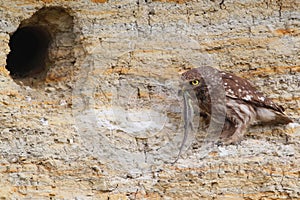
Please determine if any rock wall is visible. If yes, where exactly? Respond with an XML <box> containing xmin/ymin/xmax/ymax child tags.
<box><xmin>0</xmin><ymin>0</ymin><xmax>299</xmax><ymax>199</ymax></box>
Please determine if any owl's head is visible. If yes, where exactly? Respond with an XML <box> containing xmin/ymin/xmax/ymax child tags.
<box><xmin>181</xmin><ymin>68</ymin><xmax>206</xmax><ymax>91</ymax></box>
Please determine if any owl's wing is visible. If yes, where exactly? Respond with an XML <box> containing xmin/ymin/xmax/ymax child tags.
<box><xmin>221</xmin><ymin>72</ymin><xmax>285</xmax><ymax>113</ymax></box>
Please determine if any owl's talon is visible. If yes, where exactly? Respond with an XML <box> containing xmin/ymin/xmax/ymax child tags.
<box><xmin>222</xmin><ymin>135</ymin><xmax>243</xmax><ymax>145</ymax></box>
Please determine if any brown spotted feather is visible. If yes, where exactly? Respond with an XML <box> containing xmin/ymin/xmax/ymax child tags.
<box><xmin>181</xmin><ymin>67</ymin><xmax>292</xmax><ymax>145</ymax></box>
<box><xmin>221</xmin><ymin>72</ymin><xmax>285</xmax><ymax>113</ymax></box>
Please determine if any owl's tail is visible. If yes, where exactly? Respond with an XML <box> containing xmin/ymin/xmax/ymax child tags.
<box><xmin>256</xmin><ymin>107</ymin><xmax>293</xmax><ymax>125</ymax></box>
<box><xmin>272</xmin><ymin>112</ymin><xmax>293</xmax><ymax>125</ymax></box>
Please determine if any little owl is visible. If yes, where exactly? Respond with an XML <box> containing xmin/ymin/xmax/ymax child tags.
<box><xmin>181</xmin><ymin>67</ymin><xmax>292</xmax><ymax>145</ymax></box>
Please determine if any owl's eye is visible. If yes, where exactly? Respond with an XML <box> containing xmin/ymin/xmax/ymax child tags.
<box><xmin>190</xmin><ymin>79</ymin><xmax>200</xmax><ymax>86</ymax></box>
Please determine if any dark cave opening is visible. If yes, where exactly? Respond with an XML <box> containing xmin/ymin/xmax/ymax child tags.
<box><xmin>6</xmin><ymin>26</ymin><xmax>51</xmax><ymax>78</ymax></box>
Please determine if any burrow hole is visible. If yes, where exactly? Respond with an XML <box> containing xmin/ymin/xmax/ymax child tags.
<box><xmin>6</xmin><ymin>26</ymin><xmax>51</xmax><ymax>78</ymax></box>
<box><xmin>6</xmin><ymin>6</ymin><xmax>76</xmax><ymax>87</ymax></box>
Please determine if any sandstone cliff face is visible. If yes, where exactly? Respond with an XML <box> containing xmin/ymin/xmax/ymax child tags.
<box><xmin>0</xmin><ymin>0</ymin><xmax>299</xmax><ymax>199</ymax></box>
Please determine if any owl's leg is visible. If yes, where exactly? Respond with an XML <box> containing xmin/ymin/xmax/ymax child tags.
<box><xmin>219</xmin><ymin>119</ymin><xmax>236</xmax><ymax>139</ymax></box>
<box><xmin>220</xmin><ymin>102</ymin><xmax>255</xmax><ymax>145</ymax></box>
<box><xmin>221</xmin><ymin>117</ymin><xmax>250</xmax><ymax>145</ymax></box>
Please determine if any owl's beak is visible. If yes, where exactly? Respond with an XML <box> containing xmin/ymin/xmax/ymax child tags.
<box><xmin>178</xmin><ymin>81</ymin><xmax>193</xmax><ymax>96</ymax></box>
<box><xmin>178</xmin><ymin>85</ymin><xmax>185</xmax><ymax>96</ymax></box>
<box><xmin>178</xmin><ymin>89</ymin><xmax>194</xmax><ymax>103</ymax></box>
<box><xmin>178</xmin><ymin>88</ymin><xmax>183</xmax><ymax>96</ymax></box>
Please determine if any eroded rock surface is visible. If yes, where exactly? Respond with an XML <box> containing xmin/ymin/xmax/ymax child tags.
<box><xmin>0</xmin><ymin>0</ymin><xmax>299</xmax><ymax>199</ymax></box>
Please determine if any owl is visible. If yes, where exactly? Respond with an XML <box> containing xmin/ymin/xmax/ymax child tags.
<box><xmin>181</xmin><ymin>67</ymin><xmax>293</xmax><ymax>145</ymax></box>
